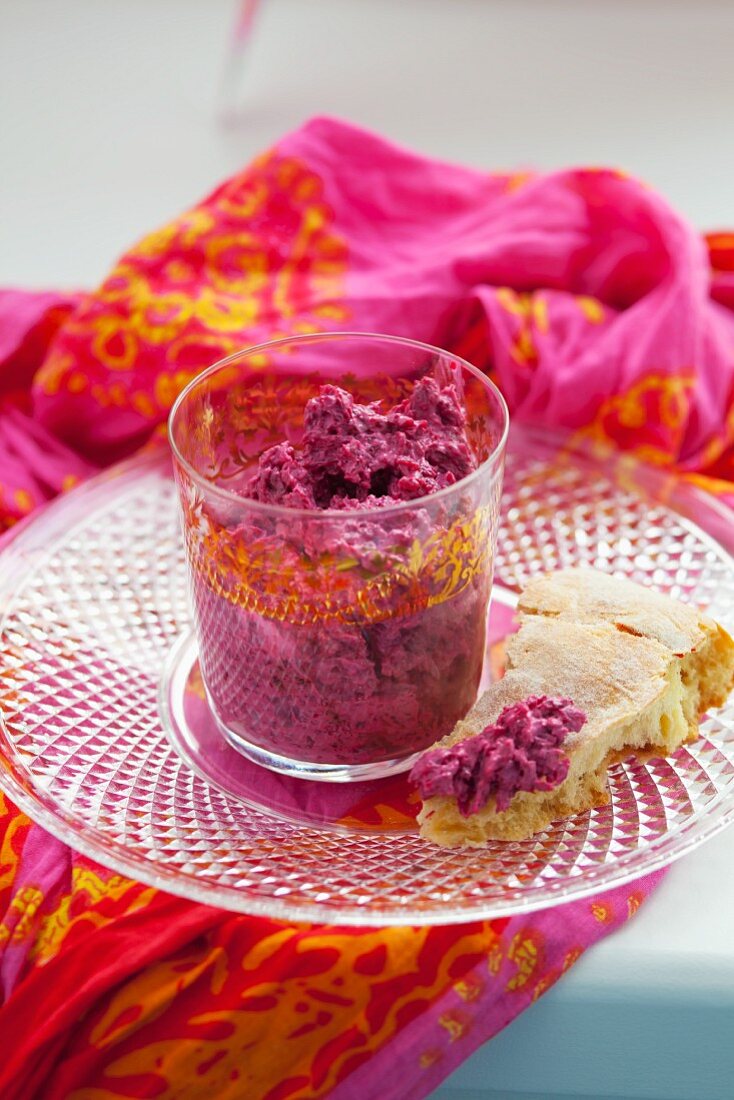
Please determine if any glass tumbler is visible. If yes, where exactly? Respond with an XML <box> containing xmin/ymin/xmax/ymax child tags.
<box><xmin>169</xmin><ymin>332</ymin><xmax>508</xmax><ymax>781</ymax></box>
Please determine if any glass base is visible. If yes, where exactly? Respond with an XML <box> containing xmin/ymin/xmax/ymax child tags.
<box><xmin>158</xmin><ymin>631</ymin><xmax>422</xmax><ymax>829</ymax></box>
<box><xmin>213</xmin><ymin>710</ymin><xmax>422</xmax><ymax>782</ymax></box>
<box><xmin>159</xmin><ymin>631</ymin><xmax>425</xmax><ymax>796</ymax></box>
<box><xmin>163</xmin><ymin>593</ymin><xmax>505</xmax><ymax>785</ymax></box>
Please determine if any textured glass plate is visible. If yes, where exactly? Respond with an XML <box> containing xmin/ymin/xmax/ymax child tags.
<box><xmin>1</xmin><ymin>426</ymin><xmax>734</xmax><ymax>925</ymax></box>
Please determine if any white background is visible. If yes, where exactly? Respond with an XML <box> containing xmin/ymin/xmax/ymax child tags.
<box><xmin>2</xmin><ymin>0</ymin><xmax>734</xmax><ymax>286</ymax></box>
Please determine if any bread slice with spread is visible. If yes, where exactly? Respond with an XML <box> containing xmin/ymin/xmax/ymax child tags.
<box><xmin>413</xmin><ymin>569</ymin><xmax>734</xmax><ymax>847</ymax></box>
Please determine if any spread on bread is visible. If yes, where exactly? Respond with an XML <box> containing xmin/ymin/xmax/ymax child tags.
<box><xmin>413</xmin><ymin>568</ymin><xmax>734</xmax><ymax>846</ymax></box>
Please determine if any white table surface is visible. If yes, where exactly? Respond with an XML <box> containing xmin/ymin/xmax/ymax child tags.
<box><xmin>2</xmin><ymin>3</ymin><xmax>734</xmax><ymax>1098</ymax></box>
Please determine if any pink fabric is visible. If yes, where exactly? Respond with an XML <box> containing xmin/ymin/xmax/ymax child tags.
<box><xmin>26</xmin><ymin>119</ymin><xmax>734</xmax><ymax>504</ymax></box>
<box><xmin>0</xmin><ymin>824</ymin><xmax>70</xmax><ymax>1001</ymax></box>
<box><xmin>332</xmin><ymin>872</ymin><xmax>664</xmax><ymax>1100</ymax></box>
<box><xmin>2</xmin><ymin>117</ymin><xmax>734</xmax><ymax>1098</ymax></box>
<box><xmin>0</xmin><ymin>288</ymin><xmax>92</xmax><ymax>527</ymax></box>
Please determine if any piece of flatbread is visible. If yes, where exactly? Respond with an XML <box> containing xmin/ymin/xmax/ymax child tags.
<box><xmin>417</xmin><ymin>569</ymin><xmax>734</xmax><ymax>847</ymax></box>
<box><xmin>518</xmin><ymin>568</ymin><xmax>734</xmax><ymax>729</ymax></box>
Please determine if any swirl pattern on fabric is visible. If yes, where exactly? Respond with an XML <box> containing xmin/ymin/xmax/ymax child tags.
<box><xmin>2</xmin><ymin>117</ymin><xmax>734</xmax><ymax>1099</ymax></box>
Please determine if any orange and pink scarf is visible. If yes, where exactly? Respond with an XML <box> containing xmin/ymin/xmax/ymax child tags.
<box><xmin>1</xmin><ymin>118</ymin><xmax>733</xmax><ymax>1098</ymax></box>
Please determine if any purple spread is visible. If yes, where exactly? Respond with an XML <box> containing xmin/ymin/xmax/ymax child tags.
<box><xmin>192</xmin><ymin>377</ymin><xmax>490</xmax><ymax>766</ymax></box>
<box><xmin>249</xmin><ymin>378</ymin><xmax>475</xmax><ymax>509</ymax></box>
<box><xmin>410</xmin><ymin>695</ymin><xmax>587</xmax><ymax>816</ymax></box>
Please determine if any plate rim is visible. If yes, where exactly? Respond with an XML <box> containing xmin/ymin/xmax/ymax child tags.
<box><xmin>2</xmin><ymin>434</ymin><xmax>734</xmax><ymax>925</ymax></box>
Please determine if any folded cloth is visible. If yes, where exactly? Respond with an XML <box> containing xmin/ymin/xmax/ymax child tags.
<box><xmin>25</xmin><ymin>117</ymin><xmax>734</xmax><ymax>497</ymax></box>
<box><xmin>1</xmin><ymin>116</ymin><xmax>733</xmax><ymax>1099</ymax></box>
<box><xmin>0</xmin><ymin>289</ymin><xmax>92</xmax><ymax>528</ymax></box>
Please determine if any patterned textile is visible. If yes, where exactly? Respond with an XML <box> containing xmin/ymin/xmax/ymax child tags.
<box><xmin>1</xmin><ymin>117</ymin><xmax>733</xmax><ymax>1098</ymax></box>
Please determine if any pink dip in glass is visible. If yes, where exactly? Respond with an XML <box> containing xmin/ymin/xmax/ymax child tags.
<box><xmin>192</xmin><ymin>377</ymin><xmax>491</xmax><ymax>765</ymax></box>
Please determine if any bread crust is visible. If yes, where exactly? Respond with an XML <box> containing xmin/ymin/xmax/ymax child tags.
<box><xmin>417</xmin><ymin>569</ymin><xmax>734</xmax><ymax>847</ymax></box>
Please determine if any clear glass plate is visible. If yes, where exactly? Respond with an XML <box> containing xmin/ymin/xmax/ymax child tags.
<box><xmin>1</xmin><ymin>426</ymin><xmax>733</xmax><ymax>925</ymax></box>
